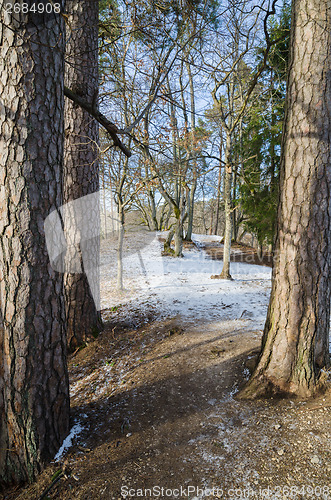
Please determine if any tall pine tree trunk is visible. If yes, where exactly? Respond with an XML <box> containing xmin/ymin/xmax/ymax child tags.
<box><xmin>64</xmin><ymin>0</ymin><xmax>102</xmax><ymax>351</ymax></box>
<box><xmin>0</xmin><ymin>6</ymin><xmax>69</xmax><ymax>484</ymax></box>
<box><xmin>240</xmin><ymin>0</ymin><xmax>331</xmax><ymax>399</ymax></box>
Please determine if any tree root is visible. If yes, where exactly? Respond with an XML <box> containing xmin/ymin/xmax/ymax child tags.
<box><xmin>237</xmin><ymin>372</ymin><xmax>329</xmax><ymax>400</ymax></box>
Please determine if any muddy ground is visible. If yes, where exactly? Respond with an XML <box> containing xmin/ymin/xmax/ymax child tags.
<box><xmin>3</xmin><ymin>242</ymin><xmax>331</xmax><ymax>500</ymax></box>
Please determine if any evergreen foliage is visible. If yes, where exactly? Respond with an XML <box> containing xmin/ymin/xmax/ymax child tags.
<box><xmin>239</xmin><ymin>2</ymin><xmax>290</xmax><ymax>247</ymax></box>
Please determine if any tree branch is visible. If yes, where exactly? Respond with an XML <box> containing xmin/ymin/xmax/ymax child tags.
<box><xmin>64</xmin><ymin>86</ymin><xmax>132</xmax><ymax>158</ymax></box>
<box><xmin>230</xmin><ymin>0</ymin><xmax>282</xmax><ymax>133</ymax></box>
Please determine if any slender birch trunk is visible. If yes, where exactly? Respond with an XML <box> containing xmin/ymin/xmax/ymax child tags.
<box><xmin>117</xmin><ymin>203</ymin><xmax>124</xmax><ymax>290</ymax></box>
<box><xmin>219</xmin><ymin>134</ymin><xmax>233</xmax><ymax>279</ymax></box>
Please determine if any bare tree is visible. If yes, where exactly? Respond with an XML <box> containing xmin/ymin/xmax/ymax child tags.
<box><xmin>209</xmin><ymin>0</ymin><xmax>280</xmax><ymax>278</ymax></box>
<box><xmin>100</xmin><ymin>134</ymin><xmax>144</xmax><ymax>290</ymax></box>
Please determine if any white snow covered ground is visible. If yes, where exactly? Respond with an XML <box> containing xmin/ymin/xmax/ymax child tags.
<box><xmin>100</xmin><ymin>232</ymin><xmax>272</xmax><ymax>330</ymax></box>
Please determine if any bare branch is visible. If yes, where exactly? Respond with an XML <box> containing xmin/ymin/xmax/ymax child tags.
<box><xmin>64</xmin><ymin>86</ymin><xmax>132</xmax><ymax>157</ymax></box>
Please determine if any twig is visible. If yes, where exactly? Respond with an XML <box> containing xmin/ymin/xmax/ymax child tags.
<box><xmin>304</xmin><ymin>404</ymin><xmax>331</xmax><ymax>411</ymax></box>
<box><xmin>38</xmin><ymin>471</ymin><xmax>64</xmax><ymax>500</ymax></box>
<box><xmin>71</xmin><ymin>347</ymin><xmax>80</xmax><ymax>358</ymax></box>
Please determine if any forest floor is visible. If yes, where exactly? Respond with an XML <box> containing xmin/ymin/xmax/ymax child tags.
<box><xmin>7</xmin><ymin>232</ymin><xmax>331</xmax><ymax>500</ymax></box>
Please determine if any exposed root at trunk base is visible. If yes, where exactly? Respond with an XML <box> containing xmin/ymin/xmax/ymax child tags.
<box><xmin>162</xmin><ymin>245</ymin><xmax>175</xmax><ymax>256</ymax></box>
<box><xmin>67</xmin><ymin>320</ymin><xmax>103</xmax><ymax>354</ymax></box>
<box><xmin>237</xmin><ymin>372</ymin><xmax>329</xmax><ymax>400</ymax></box>
<box><xmin>210</xmin><ymin>273</ymin><xmax>233</xmax><ymax>280</ymax></box>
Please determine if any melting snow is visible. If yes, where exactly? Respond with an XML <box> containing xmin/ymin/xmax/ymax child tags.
<box><xmin>100</xmin><ymin>232</ymin><xmax>272</xmax><ymax>329</ymax></box>
<box><xmin>53</xmin><ymin>423</ymin><xmax>83</xmax><ymax>462</ymax></box>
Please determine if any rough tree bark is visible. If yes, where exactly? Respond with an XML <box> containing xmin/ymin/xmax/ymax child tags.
<box><xmin>0</xmin><ymin>5</ymin><xmax>69</xmax><ymax>484</ymax></box>
<box><xmin>240</xmin><ymin>0</ymin><xmax>331</xmax><ymax>399</ymax></box>
<box><xmin>64</xmin><ymin>0</ymin><xmax>102</xmax><ymax>351</ymax></box>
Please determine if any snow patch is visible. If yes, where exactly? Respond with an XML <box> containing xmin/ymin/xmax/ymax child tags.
<box><xmin>54</xmin><ymin>423</ymin><xmax>83</xmax><ymax>462</ymax></box>
<box><xmin>100</xmin><ymin>231</ymin><xmax>272</xmax><ymax>329</ymax></box>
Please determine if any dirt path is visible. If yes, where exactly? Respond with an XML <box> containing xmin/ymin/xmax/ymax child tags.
<box><xmin>8</xmin><ymin>243</ymin><xmax>331</xmax><ymax>500</ymax></box>
<box><xmin>200</xmin><ymin>241</ymin><xmax>273</xmax><ymax>268</ymax></box>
